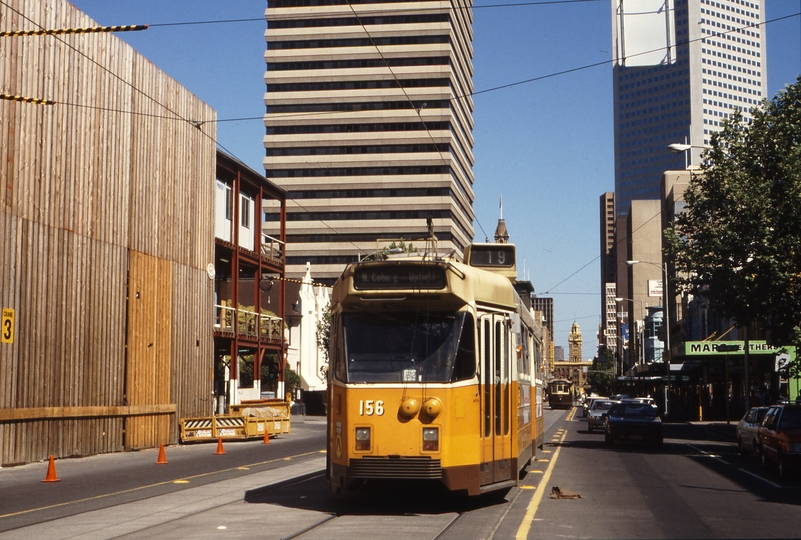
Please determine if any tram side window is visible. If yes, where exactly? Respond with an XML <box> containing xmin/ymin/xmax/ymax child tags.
<box><xmin>517</xmin><ymin>329</ymin><xmax>529</xmax><ymax>377</ymax></box>
<box><xmin>452</xmin><ymin>313</ymin><xmax>475</xmax><ymax>381</ymax></box>
<box><xmin>495</xmin><ymin>320</ymin><xmax>502</xmax><ymax>436</ymax></box>
<box><xmin>332</xmin><ymin>314</ymin><xmax>347</xmax><ymax>382</ymax></box>
<box><xmin>483</xmin><ymin>319</ymin><xmax>492</xmax><ymax>438</ymax></box>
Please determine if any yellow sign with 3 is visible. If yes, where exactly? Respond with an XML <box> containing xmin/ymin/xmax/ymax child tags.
<box><xmin>2</xmin><ymin>308</ymin><xmax>14</xmax><ymax>344</ymax></box>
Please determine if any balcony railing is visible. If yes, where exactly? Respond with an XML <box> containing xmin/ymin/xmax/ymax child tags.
<box><xmin>261</xmin><ymin>233</ymin><xmax>284</xmax><ymax>264</ymax></box>
<box><xmin>214</xmin><ymin>304</ymin><xmax>283</xmax><ymax>341</ymax></box>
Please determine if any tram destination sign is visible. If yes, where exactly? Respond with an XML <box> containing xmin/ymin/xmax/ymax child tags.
<box><xmin>354</xmin><ymin>266</ymin><xmax>447</xmax><ymax>290</ymax></box>
<box><xmin>468</xmin><ymin>245</ymin><xmax>515</xmax><ymax>268</ymax></box>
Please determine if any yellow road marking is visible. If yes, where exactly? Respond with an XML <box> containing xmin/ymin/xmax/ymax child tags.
<box><xmin>516</xmin><ymin>408</ymin><xmax>573</xmax><ymax>538</ymax></box>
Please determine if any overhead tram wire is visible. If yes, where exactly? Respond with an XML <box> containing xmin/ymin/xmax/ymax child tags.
<box><xmin>344</xmin><ymin>0</ymin><xmax>450</xmax><ymax>167</ymax></box>
<box><xmin>0</xmin><ymin>1</ymin><xmax>588</xmax><ymax>262</ymax></box>
<box><xmin>0</xmin><ymin>0</ymin><xmax>228</xmax><ymax>155</ymax></box>
<box><xmin>7</xmin><ymin>3</ymin><xmax>787</xmax><ymax>261</ymax></box>
<box><xmin>543</xmin><ymin>189</ymin><xmax>686</xmax><ymax>296</ymax></box>
<box><xmin>195</xmin><ymin>11</ymin><xmax>801</xmax><ymax>125</ymax></box>
<box><xmin>142</xmin><ymin>1</ymin><xmax>604</xmax><ymax>28</ymax></box>
<box><xmin>22</xmin><ymin>10</ymin><xmax>798</xmax><ymax>129</ymax></box>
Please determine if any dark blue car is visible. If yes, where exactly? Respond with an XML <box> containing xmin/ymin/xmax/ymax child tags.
<box><xmin>604</xmin><ymin>401</ymin><xmax>663</xmax><ymax>448</ymax></box>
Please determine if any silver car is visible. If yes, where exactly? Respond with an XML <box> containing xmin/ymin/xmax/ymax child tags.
<box><xmin>737</xmin><ymin>406</ymin><xmax>769</xmax><ymax>457</ymax></box>
<box><xmin>587</xmin><ymin>399</ymin><xmax>618</xmax><ymax>432</ymax></box>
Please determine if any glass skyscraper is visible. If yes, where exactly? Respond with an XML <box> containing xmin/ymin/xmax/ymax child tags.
<box><xmin>612</xmin><ymin>0</ymin><xmax>766</xmax><ymax>214</ymax></box>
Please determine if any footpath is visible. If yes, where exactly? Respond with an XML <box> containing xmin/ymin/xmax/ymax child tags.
<box><xmin>2</xmin><ymin>455</ymin><xmax>327</xmax><ymax>540</ymax></box>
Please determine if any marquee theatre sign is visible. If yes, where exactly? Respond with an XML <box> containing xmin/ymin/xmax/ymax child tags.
<box><xmin>684</xmin><ymin>341</ymin><xmax>796</xmax><ymax>370</ymax></box>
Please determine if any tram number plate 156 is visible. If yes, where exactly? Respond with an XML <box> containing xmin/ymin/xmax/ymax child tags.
<box><xmin>359</xmin><ymin>400</ymin><xmax>384</xmax><ymax>416</ymax></box>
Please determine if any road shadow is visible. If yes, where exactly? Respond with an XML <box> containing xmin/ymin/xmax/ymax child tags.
<box><xmin>244</xmin><ymin>473</ymin><xmax>510</xmax><ymax>515</ymax></box>
<box><xmin>567</xmin><ymin>420</ymin><xmax>801</xmax><ymax>503</ymax></box>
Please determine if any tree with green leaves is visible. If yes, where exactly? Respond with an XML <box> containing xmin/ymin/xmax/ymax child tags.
<box><xmin>666</xmin><ymin>76</ymin><xmax>801</xmax><ymax>371</ymax></box>
<box><xmin>588</xmin><ymin>346</ymin><xmax>616</xmax><ymax>396</ymax></box>
<box><xmin>315</xmin><ymin>302</ymin><xmax>332</xmax><ymax>364</ymax></box>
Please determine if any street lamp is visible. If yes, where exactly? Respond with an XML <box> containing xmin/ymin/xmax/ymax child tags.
<box><xmin>666</xmin><ymin>143</ymin><xmax>693</xmax><ymax>153</ymax></box>
<box><xmin>667</xmin><ymin>142</ymin><xmax>710</xmax><ymax>169</ymax></box>
<box><xmin>627</xmin><ymin>259</ymin><xmax>671</xmax><ymax>416</ymax></box>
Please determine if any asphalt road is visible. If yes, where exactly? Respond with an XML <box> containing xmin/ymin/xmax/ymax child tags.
<box><xmin>513</xmin><ymin>407</ymin><xmax>801</xmax><ymax>539</ymax></box>
<box><xmin>3</xmin><ymin>410</ymin><xmax>801</xmax><ymax>539</ymax></box>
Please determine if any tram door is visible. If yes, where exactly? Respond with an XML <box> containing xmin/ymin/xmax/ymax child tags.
<box><xmin>479</xmin><ymin>313</ymin><xmax>512</xmax><ymax>486</ymax></box>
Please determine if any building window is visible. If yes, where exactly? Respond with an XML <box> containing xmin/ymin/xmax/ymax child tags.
<box><xmin>225</xmin><ymin>187</ymin><xmax>233</xmax><ymax>220</ymax></box>
<box><xmin>241</xmin><ymin>195</ymin><xmax>250</xmax><ymax>229</ymax></box>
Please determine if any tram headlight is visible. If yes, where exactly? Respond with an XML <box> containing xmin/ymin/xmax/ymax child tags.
<box><xmin>400</xmin><ymin>397</ymin><xmax>420</xmax><ymax>418</ymax></box>
<box><xmin>355</xmin><ymin>427</ymin><xmax>371</xmax><ymax>451</ymax></box>
<box><xmin>422</xmin><ymin>427</ymin><xmax>439</xmax><ymax>452</ymax></box>
<box><xmin>422</xmin><ymin>397</ymin><xmax>442</xmax><ymax>418</ymax></box>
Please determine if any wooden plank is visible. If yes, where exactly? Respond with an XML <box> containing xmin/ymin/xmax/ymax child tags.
<box><xmin>0</xmin><ymin>405</ymin><xmax>177</xmax><ymax>421</ymax></box>
<box><xmin>1</xmin><ymin>0</ymin><xmax>217</xmax><ymax>465</ymax></box>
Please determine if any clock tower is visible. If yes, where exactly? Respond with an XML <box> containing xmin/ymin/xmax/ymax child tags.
<box><xmin>552</xmin><ymin>321</ymin><xmax>592</xmax><ymax>393</ymax></box>
<box><xmin>569</xmin><ymin>321</ymin><xmax>582</xmax><ymax>362</ymax></box>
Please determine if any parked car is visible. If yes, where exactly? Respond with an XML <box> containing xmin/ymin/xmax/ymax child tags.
<box><xmin>604</xmin><ymin>401</ymin><xmax>663</xmax><ymax>447</ymax></box>
<box><xmin>626</xmin><ymin>396</ymin><xmax>657</xmax><ymax>408</ymax></box>
<box><xmin>583</xmin><ymin>395</ymin><xmax>606</xmax><ymax>418</ymax></box>
<box><xmin>587</xmin><ymin>399</ymin><xmax>618</xmax><ymax>432</ymax></box>
<box><xmin>758</xmin><ymin>404</ymin><xmax>801</xmax><ymax>478</ymax></box>
<box><xmin>736</xmin><ymin>406</ymin><xmax>769</xmax><ymax>457</ymax></box>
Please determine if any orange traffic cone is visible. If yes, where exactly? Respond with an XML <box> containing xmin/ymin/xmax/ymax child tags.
<box><xmin>156</xmin><ymin>443</ymin><xmax>168</xmax><ymax>464</ymax></box>
<box><xmin>214</xmin><ymin>437</ymin><xmax>226</xmax><ymax>455</ymax></box>
<box><xmin>42</xmin><ymin>455</ymin><xmax>61</xmax><ymax>483</ymax></box>
<box><xmin>262</xmin><ymin>429</ymin><xmax>271</xmax><ymax>445</ymax></box>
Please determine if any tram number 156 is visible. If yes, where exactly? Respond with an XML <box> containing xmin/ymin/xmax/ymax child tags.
<box><xmin>359</xmin><ymin>400</ymin><xmax>384</xmax><ymax>416</ymax></box>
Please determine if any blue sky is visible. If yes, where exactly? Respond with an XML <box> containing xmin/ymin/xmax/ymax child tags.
<box><xmin>67</xmin><ymin>0</ymin><xmax>801</xmax><ymax>357</ymax></box>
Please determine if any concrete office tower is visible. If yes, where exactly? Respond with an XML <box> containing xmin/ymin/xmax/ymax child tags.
<box><xmin>612</xmin><ymin>0</ymin><xmax>767</xmax><ymax>214</ymax></box>
<box><xmin>599</xmin><ymin>192</ymin><xmax>617</xmax><ymax>352</ymax></box>
<box><xmin>264</xmin><ymin>0</ymin><xmax>476</xmax><ymax>281</ymax></box>
<box><xmin>531</xmin><ymin>296</ymin><xmax>554</xmax><ymax>340</ymax></box>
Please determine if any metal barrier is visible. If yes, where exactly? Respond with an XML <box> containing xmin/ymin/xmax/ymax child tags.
<box><xmin>180</xmin><ymin>399</ymin><xmax>291</xmax><ymax>443</ymax></box>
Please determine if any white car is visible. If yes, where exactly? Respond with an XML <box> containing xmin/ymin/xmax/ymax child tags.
<box><xmin>736</xmin><ymin>406</ymin><xmax>769</xmax><ymax>456</ymax></box>
<box><xmin>587</xmin><ymin>399</ymin><xmax>618</xmax><ymax>432</ymax></box>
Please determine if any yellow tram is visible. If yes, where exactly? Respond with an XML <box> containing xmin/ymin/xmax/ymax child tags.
<box><xmin>326</xmin><ymin>243</ymin><xmax>544</xmax><ymax>496</ymax></box>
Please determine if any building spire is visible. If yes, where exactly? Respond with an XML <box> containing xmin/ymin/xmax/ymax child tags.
<box><xmin>494</xmin><ymin>195</ymin><xmax>509</xmax><ymax>244</ymax></box>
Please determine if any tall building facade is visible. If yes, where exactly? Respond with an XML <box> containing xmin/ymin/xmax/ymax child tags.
<box><xmin>599</xmin><ymin>192</ymin><xmax>618</xmax><ymax>353</ymax></box>
<box><xmin>612</xmin><ymin>0</ymin><xmax>767</xmax><ymax>214</ymax></box>
<box><xmin>531</xmin><ymin>296</ymin><xmax>554</xmax><ymax>339</ymax></box>
<box><xmin>264</xmin><ymin>0</ymin><xmax>476</xmax><ymax>281</ymax></box>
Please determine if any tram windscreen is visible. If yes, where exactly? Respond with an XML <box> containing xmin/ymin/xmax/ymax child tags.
<box><xmin>343</xmin><ymin>312</ymin><xmax>475</xmax><ymax>383</ymax></box>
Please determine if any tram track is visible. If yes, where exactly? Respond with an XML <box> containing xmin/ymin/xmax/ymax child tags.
<box><xmin>246</xmin><ymin>471</ymin><xmax>485</xmax><ymax>540</ymax></box>
<box><xmin>279</xmin><ymin>507</ymin><xmax>467</xmax><ymax>540</ymax></box>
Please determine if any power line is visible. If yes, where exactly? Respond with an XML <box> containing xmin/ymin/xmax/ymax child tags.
<box><xmin>11</xmin><ymin>6</ymin><xmax>793</xmax><ymax>128</ymax></box>
<box><xmin>142</xmin><ymin>1</ymin><xmax>605</xmax><ymax>27</ymax></box>
<box><xmin>0</xmin><ymin>1</ymin><xmax>230</xmax><ymax>153</ymax></box>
